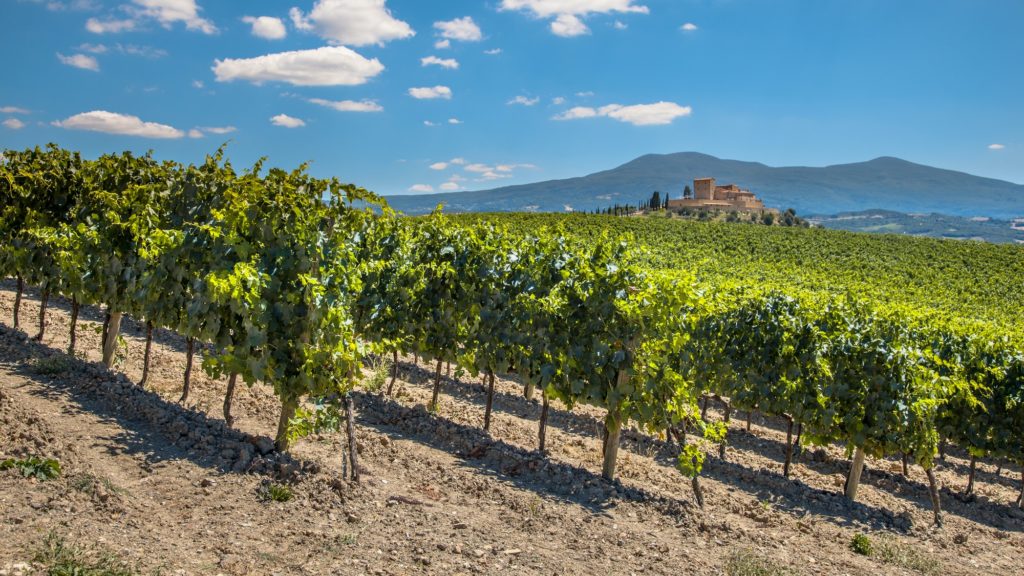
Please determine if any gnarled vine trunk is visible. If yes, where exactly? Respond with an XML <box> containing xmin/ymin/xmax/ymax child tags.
<box><xmin>223</xmin><ymin>372</ymin><xmax>238</xmax><ymax>428</ymax></box>
<box><xmin>178</xmin><ymin>337</ymin><xmax>195</xmax><ymax>404</ymax></box>
<box><xmin>274</xmin><ymin>395</ymin><xmax>299</xmax><ymax>452</ymax></box>
<box><xmin>429</xmin><ymin>359</ymin><xmax>443</xmax><ymax>411</ymax></box>
<box><xmin>925</xmin><ymin>466</ymin><xmax>943</xmax><ymax>526</ymax></box>
<box><xmin>33</xmin><ymin>289</ymin><xmax>48</xmax><ymax>341</ymax></box>
<box><xmin>483</xmin><ymin>371</ymin><xmax>495</xmax><ymax>431</ymax></box>
<box><xmin>964</xmin><ymin>455</ymin><xmax>977</xmax><ymax>495</ymax></box>
<box><xmin>601</xmin><ymin>407</ymin><xmax>622</xmax><ymax>481</ymax></box>
<box><xmin>67</xmin><ymin>297</ymin><xmax>79</xmax><ymax>355</ymax></box>
<box><xmin>139</xmin><ymin>321</ymin><xmax>154</xmax><ymax>386</ymax></box>
<box><xmin>538</xmin><ymin>392</ymin><xmax>550</xmax><ymax>453</ymax></box>
<box><xmin>12</xmin><ymin>275</ymin><xmax>22</xmax><ymax>328</ymax></box>
<box><xmin>386</xmin><ymin>349</ymin><xmax>399</xmax><ymax>395</ymax></box>
<box><xmin>783</xmin><ymin>415</ymin><xmax>795</xmax><ymax>477</ymax></box>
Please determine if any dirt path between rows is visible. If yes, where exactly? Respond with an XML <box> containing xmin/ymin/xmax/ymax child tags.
<box><xmin>1</xmin><ymin>285</ymin><xmax>1022</xmax><ymax>575</ymax></box>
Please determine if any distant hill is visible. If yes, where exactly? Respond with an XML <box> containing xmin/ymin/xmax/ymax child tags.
<box><xmin>809</xmin><ymin>209</ymin><xmax>1024</xmax><ymax>244</ymax></box>
<box><xmin>385</xmin><ymin>152</ymin><xmax>1024</xmax><ymax>219</ymax></box>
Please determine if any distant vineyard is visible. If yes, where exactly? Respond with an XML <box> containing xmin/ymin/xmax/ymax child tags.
<box><xmin>2</xmin><ymin>145</ymin><xmax>1022</xmax><ymax>527</ymax></box>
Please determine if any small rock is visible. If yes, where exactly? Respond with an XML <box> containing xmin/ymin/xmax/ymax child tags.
<box><xmin>200</xmin><ymin>478</ymin><xmax>216</xmax><ymax>488</ymax></box>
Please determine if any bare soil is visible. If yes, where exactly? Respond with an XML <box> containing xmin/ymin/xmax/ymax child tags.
<box><xmin>0</xmin><ymin>283</ymin><xmax>1021</xmax><ymax>575</ymax></box>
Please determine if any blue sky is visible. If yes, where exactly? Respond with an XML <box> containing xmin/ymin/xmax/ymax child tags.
<box><xmin>1</xmin><ymin>0</ymin><xmax>1022</xmax><ymax>197</ymax></box>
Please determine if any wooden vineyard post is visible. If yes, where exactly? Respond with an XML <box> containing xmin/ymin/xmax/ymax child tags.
<box><xmin>12</xmin><ymin>275</ymin><xmax>22</xmax><ymax>329</ymax></box>
<box><xmin>33</xmin><ymin>289</ymin><xmax>48</xmax><ymax>341</ymax></box>
<box><xmin>483</xmin><ymin>371</ymin><xmax>495</xmax><ymax>431</ymax></box>
<box><xmin>67</xmin><ymin>297</ymin><xmax>80</xmax><ymax>355</ymax></box>
<box><xmin>179</xmin><ymin>337</ymin><xmax>195</xmax><ymax>404</ymax></box>
<box><xmin>386</xmin><ymin>350</ymin><xmax>399</xmax><ymax>395</ymax></box>
<box><xmin>845</xmin><ymin>446</ymin><xmax>866</xmax><ymax>500</ymax></box>
<box><xmin>783</xmin><ymin>415</ymin><xmax>795</xmax><ymax>478</ymax></box>
<box><xmin>538</xmin><ymin>392</ymin><xmax>550</xmax><ymax>453</ymax></box>
<box><xmin>139</xmin><ymin>321</ymin><xmax>154</xmax><ymax>386</ymax></box>
<box><xmin>345</xmin><ymin>394</ymin><xmax>359</xmax><ymax>482</ymax></box>
<box><xmin>429</xmin><ymin>359</ymin><xmax>443</xmax><ymax>411</ymax></box>
<box><xmin>101</xmin><ymin>310</ymin><xmax>122</xmax><ymax>368</ymax></box>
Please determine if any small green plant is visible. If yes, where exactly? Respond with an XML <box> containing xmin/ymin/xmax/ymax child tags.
<box><xmin>34</xmin><ymin>531</ymin><xmax>140</xmax><ymax>576</ymax></box>
<box><xmin>258</xmin><ymin>482</ymin><xmax>293</xmax><ymax>503</ymax></box>
<box><xmin>1</xmin><ymin>456</ymin><xmax>62</xmax><ymax>480</ymax></box>
<box><xmin>29</xmin><ymin>355</ymin><xmax>71</xmax><ymax>376</ymax></box>
<box><xmin>725</xmin><ymin>549</ymin><xmax>793</xmax><ymax>576</ymax></box>
<box><xmin>71</xmin><ymin>473</ymin><xmax>124</xmax><ymax>496</ymax></box>
<box><xmin>850</xmin><ymin>533</ymin><xmax>874</xmax><ymax>556</ymax></box>
<box><xmin>362</xmin><ymin>354</ymin><xmax>392</xmax><ymax>393</ymax></box>
<box><xmin>288</xmin><ymin>398</ymin><xmax>343</xmax><ymax>443</ymax></box>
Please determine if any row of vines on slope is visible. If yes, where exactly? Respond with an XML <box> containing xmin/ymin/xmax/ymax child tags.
<box><xmin>2</xmin><ymin>145</ymin><xmax>1022</xmax><ymax>525</ymax></box>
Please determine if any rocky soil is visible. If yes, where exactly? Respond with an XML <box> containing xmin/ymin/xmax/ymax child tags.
<box><xmin>0</xmin><ymin>283</ymin><xmax>1022</xmax><ymax>575</ymax></box>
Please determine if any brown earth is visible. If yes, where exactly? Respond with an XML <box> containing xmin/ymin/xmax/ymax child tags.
<box><xmin>0</xmin><ymin>283</ymin><xmax>1022</xmax><ymax>576</ymax></box>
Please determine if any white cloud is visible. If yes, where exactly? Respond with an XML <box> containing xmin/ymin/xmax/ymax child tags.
<box><xmin>553</xmin><ymin>106</ymin><xmax>597</xmax><ymax>120</ymax></box>
<box><xmin>508</xmin><ymin>95</ymin><xmax>540</xmax><ymax>106</ymax></box>
<box><xmin>289</xmin><ymin>0</ymin><xmax>414</xmax><ymax>46</ymax></box>
<box><xmin>117</xmin><ymin>44</ymin><xmax>168</xmax><ymax>58</ymax></box>
<box><xmin>58</xmin><ymin>52</ymin><xmax>100</xmax><ymax>71</ymax></box>
<box><xmin>576</xmin><ymin>91</ymin><xmax>594</xmax><ymax>97</ymax></box>
<box><xmin>423</xmin><ymin>120</ymin><xmax>438</xmax><ymax>127</ymax></box>
<box><xmin>130</xmin><ymin>0</ymin><xmax>216</xmax><ymax>34</ymax></box>
<box><xmin>450</xmin><ymin>157</ymin><xmax>467</xmax><ymax>165</ymax></box>
<box><xmin>188</xmin><ymin>128</ymin><xmax>204</xmax><ymax>138</ymax></box>
<box><xmin>85</xmin><ymin>17</ymin><xmax>136</xmax><ymax>33</ymax></box>
<box><xmin>500</xmin><ymin>0</ymin><xmax>648</xmax><ymax>18</ymax></box>
<box><xmin>270</xmin><ymin>114</ymin><xmax>305</xmax><ymax>128</ymax></box>
<box><xmin>77</xmin><ymin>43</ymin><xmax>108</xmax><ymax>53</ymax></box>
<box><xmin>53</xmin><ymin>110</ymin><xmax>184</xmax><ymax>138</ymax></box>
<box><xmin>551</xmin><ymin>14</ymin><xmax>588</xmax><ymax>36</ymax></box>
<box><xmin>434</xmin><ymin>39</ymin><xmax>451</xmax><ymax>49</ymax></box>
<box><xmin>464</xmin><ymin>163</ymin><xmax>492</xmax><ymax>173</ymax></box>
<box><xmin>429</xmin><ymin>162</ymin><xmax>448</xmax><ymax>170</ymax></box>
<box><xmin>421</xmin><ymin>55</ymin><xmax>459</xmax><ymax>69</ymax></box>
<box><xmin>192</xmin><ymin>80</ymin><xmax>204</xmax><ymax>88</ymax></box>
<box><xmin>213</xmin><ymin>46</ymin><xmax>384</xmax><ymax>87</ymax></box>
<box><xmin>613</xmin><ymin>20</ymin><xmax>626</xmax><ymax>30</ymax></box>
<box><xmin>484</xmin><ymin>48</ymin><xmax>502</xmax><ymax>55</ymax></box>
<box><xmin>554</xmin><ymin>101</ymin><xmax>692</xmax><ymax>125</ymax></box>
<box><xmin>500</xmin><ymin>0</ymin><xmax>648</xmax><ymax>36</ymax></box>
<box><xmin>680</xmin><ymin>22</ymin><xmax>698</xmax><ymax>31</ymax></box>
<box><xmin>448</xmin><ymin>118</ymin><xmax>462</xmax><ymax>124</ymax></box>
<box><xmin>440</xmin><ymin>182</ymin><xmax>461</xmax><ymax>191</ymax></box>
<box><xmin>409</xmin><ymin>85</ymin><xmax>452</xmax><ymax>100</ymax></box>
<box><xmin>408</xmin><ymin>184</ymin><xmax>434</xmax><ymax>193</ymax></box>
<box><xmin>0</xmin><ymin>106</ymin><xmax>30</xmax><ymax>114</ymax></box>
<box><xmin>434</xmin><ymin>16</ymin><xmax>482</xmax><ymax>41</ymax></box>
<box><xmin>243</xmin><ymin>16</ymin><xmax>287</xmax><ymax>40</ymax></box>
<box><xmin>552</xmin><ymin>96</ymin><xmax>566</xmax><ymax>105</ymax></box>
<box><xmin>308</xmin><ymin>97</ymin><xmax>383</xmax><ymax>112</ymax></box>
<box><xmin>2</xmin><ymin>118</ymin><xmax>26</xmax><ymax>130</ymax></box>
<box><xmin>988</xmin><ymin>143</ymin><xmax>1005</xmax><ymax>150</ymax></box>
<box><xmin>199</xmin><ymin>125</ymin><xmax>235</xmax><ymax>134</ymax></box>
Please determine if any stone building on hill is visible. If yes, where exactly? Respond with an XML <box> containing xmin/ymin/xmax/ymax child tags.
<box><xmin>667</xmin><ymin>177</ymin><xmax>776</xmax><ymax>213</ymax></box>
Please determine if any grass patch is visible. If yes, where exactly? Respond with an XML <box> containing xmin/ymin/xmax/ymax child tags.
<box><xmin>257</xmin><ymin>482</ymin><xmax>293</xmax><ymax>503</ymax></box>
<box><xmin>70</xmin><ymin>473</ymin><xmax>124</xmax><ymax>497</ymax></box>
<box><xmin>28</xmin><ymin>355</ymin><xmax>72</xmax><ymax>376</ymax></box>
<box><xmin>362</xmin><ymin>354</ymin><xmax>392</xmax><ymax>393</ymax></box>
<box><xmin>873</xmin><ymin>538</ymin><xmax>940</xmax><ymax>574</ymax></box>
<box><xmin>1</xmin><ymin>456</ymin><xmax>61</xmax><ymax>480</ymax></box>
<box><xmin>34</xmin><ymin>531</ymin><xmax>140</xmax><ymax>576</ymax></box>
<box><xmin>725</xmin><ymin>549</ymin><xmax>794</xmax><ymax>576</ymax></box>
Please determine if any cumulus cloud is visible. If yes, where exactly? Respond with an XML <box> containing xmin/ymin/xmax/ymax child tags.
<box><xmin>450</xmin><ymin>157</ymin><xmax>467</xmax><ymax>165</ymax></box>
<box><xmin>409</xmin><ymin>85</ymin><xmax>452</xmax><ymax>100</ymax></box>
<box><xmin>508</xmin><ymin>95</ymin><xmax>540</xmax><ymax>106</ymax></box>
<box><xmin>57</xmin><ymin>52</ymin><xmax>100</xmax><ymax>70</ymax></box>
<box><xmin>988</xmin><ymin>143</ymin><xmax>1005</xmax><ymax>150</ymax></box>
<box><xmin>613</xmin><ymin>20</ymin><xmax>626</xmax><ymax>30</ymax></box>
<box><xmin>421</xmin><ymin>55</ymin><xmax>459</xmax><ymax>69</ymax></box>
<box><xmin>308</xmin><ymin>98</ymin><xmax>383</xmax><ymax>112</ymax></box>
<box><xmin>434</xmin><ymin>39</ymin><xmax>451</xmax><ymax>49</ymax></box>
<box><xmin>434</xmin><ymin>16</ymin><xmax>482</xmax><ymax>42</ymax></box>
<box><xmin>290</xmin><ymin>0</ymin><xmax>414</xmax><ymax>46</ymax></box>
<box><xmin>3</xmin><ymin>118</ymin><xmax>26</xmax><ymax>130</ymax></box>
<box><xmin>213</xmin><ymin>46</ymin><xmax>384</xmax><ymax>87</ymax></box>
<box><xmin>53</xmin><ymin>110</ymin><xmax>184</xmax><ymax>138</ymax></box>
<box><xmin>439</xmin><ymin>182</ymin><xmax>461</xmax><ymax>191</ymax></box>
<box><xmin>131</xmin><ymin>0</ymin><xmax>216</xmax><ymax>33</ymax></box>
<box><xmin>551</xmin><ymin>14</ymin><xmax>588</xmax><ymax>36</ymax></box>
<box><xmin>243</xmin><ymin>16</ymin><xmax>287</xmax><ymax>40</ymax></box>
<box><xmin>429</xmin><ymin>162</ymin><xmax>448</xmax><ymax>170</ymax></box>
<box><xmin>553</xmin><ymin>101</ymin><xmax>692</xmax><ymax>125</ymax></box>
<box><xmin>448</xmin><ymin>118</ymin><xmax>462</xmax><ymax>124</ymax></box>
<box><xmin>408</xmin><ymin>184</ymin><xmax>434</xmax><ymax>193</ymax></box>
<box><xmin>0</xmin><ymin>106</ymin><xmax>30</xmax><ymax>114</ymax></box>
<box><xmin>188</xmin><ymin>128</ymin><xmax>203</xmax><ymax>138</ymax></box>
<box><xmin>270</xmin><ymin>114</ymin><xmax>305</xmax><ymax>128</ymax></box>
<box><xmin>680</xmin><ymin>22</ymin><xmax>698</xmax><ymax>31</ymax></box>
<box><xmin>500</xmin><ymin>0</ymin><xmax>648</xmax><ymax>36</ymax></box>
<box><xmin>552</xmin><ymin>96</ymin><xmax>566</xmax><ymax>105</ymax></box>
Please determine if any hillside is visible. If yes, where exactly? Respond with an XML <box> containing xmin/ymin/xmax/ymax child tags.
<box><xmin>810</xmin><ymin>210</ymin><xmax>1024</xmax><ymax>244</ymax></box>
<box><xmin>386</xmin><ymin>153</ymin><xmax>1024</xmax><ymax>219</ymax></box>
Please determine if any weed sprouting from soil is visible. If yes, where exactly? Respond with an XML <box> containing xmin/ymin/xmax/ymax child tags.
<box><xmin>34</xmin><ymin>531</ymin><xmax>141</xmax><ymax>576</ymax></box>
<box><xmin>725</xmin><ymin>549</ymin><xmax>794</xmax><ymax>576</ymax></box>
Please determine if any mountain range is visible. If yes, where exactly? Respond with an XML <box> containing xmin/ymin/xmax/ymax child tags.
<box><xmin>385</xmin><ymin>152</ymin><xmax>1024</xmax><ymax>219</ymax></box>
